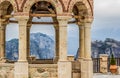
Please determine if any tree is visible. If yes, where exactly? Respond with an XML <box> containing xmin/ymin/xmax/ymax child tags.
<box><xmin>110</xmin><ymin>53</ymin><xmax>116</xmax><ymax>65</ymax></box>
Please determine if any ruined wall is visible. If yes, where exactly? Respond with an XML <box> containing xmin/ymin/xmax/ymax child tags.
<box><xmin>29</xmin><ymin>64</ymin><xmax>58</xmax><ymax>78</ymax></box>
<box><xmin>0</xmin><ymin>64</ymin><xmax>14</xmax><ymax>78</ymax></box>
<box><xmin>0</xmin><ymin>62</ymin><xmax>81</xmax><ymax>78</ymax></box>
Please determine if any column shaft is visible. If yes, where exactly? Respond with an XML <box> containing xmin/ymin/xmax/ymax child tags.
<box><xmin>54</xmin><ymin>26</ymin><xmax>59</xmax><ymax>62</ymax></box>
<box><xmin>80</xmin><ymin>22</ymin><xmax>93</xmax><ymax>78</ymax></box>
<box><xmin>84</xmin><ymin>23</ymin><xmax>91</xmax><ymax>59</ymax></box>
<box><xmin>0</xmin><ymin>26</ymin><xmax>6</xmax><ymax>58</ymax></box>
<box><xmin>17</xmin><ymin>17</ymin><xmax>29</xmax><ymax>62</ymax></box>
<box><xmin>0</xmin><ymin>26</ymin><xmax>2</xmax><ymax>58</ymax></box>
<box><xmin>58</xmin><ymin>20</ymin><xmax>68</xmax><ymax>61</ymax></box>
<box><xmin>78</xmin><ymin>24</ymin><xmax>85</xmax><ymax>59</ymax></box>
<box><xmin>52</xmin><ymin>17</ymin><xmax>59</xmax><ymax>62</ymax></box>
<box><xmin>27</xmin><ymin>25</ymin><xmax>31</xmax><ymax>58</ymax></box>
<box><xmin>0</xmin><ymin>20</ymin><xmax>6</xmax><ymax>59</ymax></box>
<box><xmin>57</xmin><ymin>17</ymin><xmax>72</xmax><ymax>78</ymax></box>
<box><xmin>14</xmin><ymin>16</ymin><xmax>29</xmax><ymax>78</ymax></box>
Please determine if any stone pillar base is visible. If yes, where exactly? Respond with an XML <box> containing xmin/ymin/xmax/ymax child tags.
<box><xmin>14</xmin><ymin>62</ymin><xmax>28</xmax><ymax>78</ymax></box>
<box><xmin>81</xmin><ymin>59</ymin><xmax>93</xmax><ymax>78</ymax></box>
<box><xmin>77</xmin><ymin>57</ymin><xmax>84</xmax><ymax>62</ymax></box>
<box><xmin>58</xmin><ymin>61</ymin><xmax>72</xmax><ymax>78</ymax></box>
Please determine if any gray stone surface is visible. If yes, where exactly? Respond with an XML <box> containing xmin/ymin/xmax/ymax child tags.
<box><xmin>93</xmin><ymin>73</ymin><xmax>120</xmax><ymax>78</ymax></box>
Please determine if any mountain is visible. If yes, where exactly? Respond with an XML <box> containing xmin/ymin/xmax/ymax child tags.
<box><xmin>30</xmin><ymin>33</ymin><xmax>54</xmax><ymax>59</ymax></box>
<box><xmin>6</xmin><ymin>39</ymin><xmax>18</xmax><ymax>60</ymax></box>
<box><xmin>6</xmin><ymin>34</ymin><xmax>120</xmax><ymax>60</ymax></box>
<box><xmin>6</xmin><ymin>33</ymin><xmax>55</xmax><ymax>60</ymax></box>
<box><xmin>92</xmin><ymin>38</ymin><xmax>120</xmax><ymax>58</ymax></box>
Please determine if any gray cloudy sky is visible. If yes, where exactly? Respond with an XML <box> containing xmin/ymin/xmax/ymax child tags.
<box><xmin>92</xmin><ymin>0</ymin><xmax>120</xmax><ymax>41</ymax></box>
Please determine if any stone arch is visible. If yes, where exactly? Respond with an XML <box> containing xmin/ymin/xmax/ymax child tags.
<box><xmin>23</xmin><ymin>0</ymin><xmax>63</xmax><ymax>14</ymax></box>
<box><xmin>0</xmin><ymin>1</ymin><xmax>18</xmax><ymax>61</ymax></box>
<box><xmin>68</xmin><ymin>0</ymin><xmax>93</xmax><ymax>21</ymax></box>
<box><xmin>0</xmin><ymin>0</ymin><xmax>16</xmax><ymax>14</ymax></box>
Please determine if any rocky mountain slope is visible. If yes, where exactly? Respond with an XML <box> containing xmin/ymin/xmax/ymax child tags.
<box><xmin>6</xmin><ymin>34</ymin><xmax>120</xmax><ymax>60</ymax></box>
<box><xmin>6</xmin><ymin>33</ymin><xmax>55</xmax><ymax>60</ymax></box>
<box><xmin>92</xmin><ymin>38</ymin><xmax>120</xmax><ymax>58</ymax></box>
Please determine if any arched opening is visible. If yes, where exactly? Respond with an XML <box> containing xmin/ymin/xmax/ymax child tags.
<box><xmin>0</xmin><ymin>1</ymin><xmax>13</xmax><ymax>15</ymax></box>
<box><xmin>0</xmin><ymin>1</ymin><xmax>19</xmax><ymax>61</ymax></box>
<box><xmin>30</xmin><ymin>17</ymin><xmax>55</xmax><ymax>59</ymax></box>
<box><xmin>6</xmin><ymin>23</ymin><xmax>19</xmax><ymax>61</ymax></box>
<box><xmin>67</xmin><ymin>18</ymin><xmax>79</xmax><ymax>60</ymax></box>
<box><xmin>28</xmin><ymin>1</ymin><xmax>57</xmax><ymax>63</ymax></box>
<box><xmin>70</xmin><ymin>2</ymin><xmax>89</xmax><ymax>60</ymax></box>
<box><xmin>67</xmin><ymin>2</ymin><xmax>93</xmax><ymax>78</ymax></box>
<box><xmin>30</xmin><ymin>1</ymin><xmax>56</xmax><ymax>14</ymax></box>
<box><xmin>72</xmin><ymin>2</ymin><xmax>88</xmax><ymax>21</ymax></box>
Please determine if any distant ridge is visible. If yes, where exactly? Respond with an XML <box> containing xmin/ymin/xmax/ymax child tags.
<box><xmin>92</xmin><ymin>38</ymin><xmax>120</xmax><ymax>58</ymax></box>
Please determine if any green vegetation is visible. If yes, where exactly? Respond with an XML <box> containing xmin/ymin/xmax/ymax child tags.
<box><xmin>110</xmin><ymin>53</ymin><xmax>116</xmax><ymax>65</ymax></box>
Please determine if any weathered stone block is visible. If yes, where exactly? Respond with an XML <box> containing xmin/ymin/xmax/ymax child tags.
<box><xmin>58</xmin><ymin>61</ymin><xmax>71</xmax><ymax>78</ymax></box>
<box><xmin>14</xmin><ymin>62</ymin><xmax>28</xmax><ymax>78</ymax></box>
<box><xmin>73</xmin><ymin>73</ymin><xmax>80</xmax><ymax>78</ymax></box>
<box><xmin>81</xmin><ymin>59</ymin><xmax>93</xmax><ymax>78</ymax></box>
<box><xmin>100</xmin><ymin>54</ymin><xmax>108</xmax><ymax>73</ymax></box>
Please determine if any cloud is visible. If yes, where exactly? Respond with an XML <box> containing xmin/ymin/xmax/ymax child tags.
<box><xmin>94</xmin><ymin>0</ymin><xmax>120</xmax><ymax>18</ymax></box>
<box><xmin>68</xmin><ymin>24</ymin><xmax>79</xmax><ymax>37</ymax></box>
<box><xmin>6</xmin><ymin>23</ymin><xmax>19</xmax><ymax>41</ymax></box>
<box><xmin>91</xmin><ymin>0</ymin><xmax>120</xmax><ymax>41</ymax></box>
<box><xmin>31</xmin><ymin>24</ymin><xmax>55</xmax><ymax>36</ymax></box>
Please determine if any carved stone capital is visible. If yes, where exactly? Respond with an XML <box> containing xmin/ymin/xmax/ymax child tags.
<box><xmin>57</xmin><ymin>16</ymin><xmax>70</xmax><ymax>27</ymax></box>
<box><xmin>57</xmin><ymin>16</ymin><xmax>71</xmax><ymax>21</ymax></box>
<box><xmin>84</xmin><ymin>23</ymin><xmax>92</xmax><ymax>29</ymax></box>
<box><xmin>14</xmin><ymin>16</ymin><xmax>29</xmax><ymax>24</ymax></box>
<box><xmin>84</xmin><ymin>16</ymin><xmax>94</xmax><ymax>23</ymax></box>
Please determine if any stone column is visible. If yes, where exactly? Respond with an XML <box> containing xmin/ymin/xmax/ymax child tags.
<box><xmin>84</xmin><ymin>23</ymin><xmax>92</xmax><ymax>59</ymax></box>
<box><xmin>0</xmin><ymin>19</ymin><xmax>7</xmax><ymax>62</ymax></box>
<box><xmin>14</xmin><ymin>16</ymin><xmax>29</xmax><ymax>78</ymax></box>
<box><xmin>77</xmin><ymin>23</ymin><xmax>85</xmax><ymax>61</ymax></box>
<box><xmin>0</xmin><ymin>26</ymin><xmax>6</xmax><ymax>58</ymax></box>
<box><xmin>57</xmin><ymin>16</ymin><xmax>72</xmax><ymax>78</ymax></box>
<box><xmin>57</xmin><ymin>17</ymin><xmax>68</xmax><ymax>61</ymax></box>
<box><xmin>52</xmin><ymin>17</ymin><xmax>59</xmax><ymax>63</ymax></box>
<box><xmin>27</xmin><ymin>24</ymin><xmax>31</xmax><ymax>59</ymax></box>
<box><xmin>54</xmin><ymin>25</ymin><xmax>59</xmax><ymax>63</ymax></box>
<box><xmin>0</xmin><ymin>22</ymin><xmax>2</xmax><ymax>58</ymax></box>
<box><xmin>17</xmin><ymin>17</ymin><xmax>28</xmax><ymax>62</ymax></box>
<box><xmin>81</xmin><ymin>22</ymin><xmax>93</xmax><ymax>78</ymax></box>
